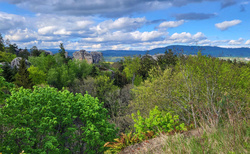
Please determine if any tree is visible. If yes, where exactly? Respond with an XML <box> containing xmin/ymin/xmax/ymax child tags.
<box><xmin>0</xmin><ymin>33</ymin><xmax>4</xmax><ymax>52</ymax></box>
<box><xmin>6</xmin><ymin>43</ymin><xmax>18</xmax><ymax>55</ymax></box>
<box><xmin>138</xmin><ymin>54</ymin><xmax>156</xmax><ymax>80</ymax></box>
<box><xmin>68</xmin><ymin>59</ymin><xmax>92</xmax><ymax>79</ymax></box>
<box><xmin>157</xmin><ymin>49</ymin><xmax>177</xmax><ymax>70</ymax></box>
<box><xmin>0</xmin><ymin>86</ymin><xmax>117</xmax><ymax>153</ymax></box>
<box><xmin>18</xmin><ymin>47</ymin><xmax>30</xmax><ymax>59</ymax></box>
<box><xmin>90</xmin><ymin>65</ymin><xmax>100</xmax><ymax>77</ymax></box>
<box><xmin>28</xmin><ymin>52</ymin><xmax>57</xmax><ymax>74</ymax></box>
<box><xmin>94</xmin><ymin>75</ymin><xmax>119</xmax><ymax>114</ymax></box>
<box><xmin>30</xmin><ymin>46</ymin><xmax>41</xmax><ymax>57</ymax></box>
<box><xmin>131</xmin><ymin>53</ymin><xmax>250</xmax><ymax>126</ymax></box>
<box><xmin>123</xmin><ymin>56</ymin><xmax>141</xmax><ymax>85</ymax></box>
<box><xmin>0</xmin><ymin>66</ymin><xmax>14</xmax><ymax>105</ymax></box>
<box><xmin>59</xmin><ymin>43</ymin><xmax>66</xmax><ymax>58</ymax></box>
<box><xmin>113</xmin><ymin>70</ymin><xmax>129</xmax><ymax>88</ymax></box>
<box><xmin>1</xmin><ymin>62</ymin><xmax>16</xmax><ymax>82</ymax></box>
<box><xmin>47</xmin><ymin>63</ymin><xmax>75</xmax><ymax>89</ymax></box>
<box><xmin>0</xmin><ymin>51</ymin><xmax>16</xmax><ymax>63</ymax></box>
<box><xmin>14</xmin><ymin>58</ymin><xmax>33</xmax><ymax>88</ymax></box>
<box><xmin>27</xmin><ymin>65</ymin><xmax>46</xmax><ymax>85</ymax></box>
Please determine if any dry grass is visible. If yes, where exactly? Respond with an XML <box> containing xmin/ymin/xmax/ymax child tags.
<box><xmin>119</xmin><ymin>120</ymin><xmax>249</xmax><ymax>154</ymax></box>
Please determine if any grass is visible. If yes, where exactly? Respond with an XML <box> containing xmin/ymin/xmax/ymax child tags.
<box><xmin>120</xmin><ymin>119</ymin><xmax>249</xmax><ymax>154</ymax></box>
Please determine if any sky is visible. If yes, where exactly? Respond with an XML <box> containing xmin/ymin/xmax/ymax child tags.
<box><xmin>0</xmin><ymin>0</ymin><xmax>250</xmax><ymax>51</ymax></box>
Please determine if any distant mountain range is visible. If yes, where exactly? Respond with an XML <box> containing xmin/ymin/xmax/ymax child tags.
<box><xmin>47</xmin><ymin>45</ymin><xmax>250</xmax><ymax>58</ymax></box>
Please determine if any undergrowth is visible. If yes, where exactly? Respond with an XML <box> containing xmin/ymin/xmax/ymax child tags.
<box><xmin>144</xmin><ymin>119</ymin><xmax>249</xmax><ymax>154</ymax></box>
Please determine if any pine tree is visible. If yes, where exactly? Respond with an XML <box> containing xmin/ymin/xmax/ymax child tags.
<box><xmin>0</xmin><ymin>33</ymin><xmax>4</xmax><ymax>52</ymax></box>
<box><xmin>2</xmin><ymin>63</ymin><xmax>16</xmax><ymax>82</ymax></box>
<box><xmin>59</xmin><ymin>43</ymin><xmax>66</xmax><ymax>58</ymax></box>
<box><xmin>15</xmin><ymin>58</ymin><xmax>33</xmax><ymax>88</ymax></box>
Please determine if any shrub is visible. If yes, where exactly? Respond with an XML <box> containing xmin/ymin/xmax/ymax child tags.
<box><xmin>132</xmin><ymin>106</ymin><xmax>186</xmax><ymax>139</ymax></box>
<box><xmin>0</xmin><ymin>86</ymin><xmax>117</xmax><ymax>153</ymax></box>
<box><xmin>105</xmin><ymin>106</ymin><xmax>186</xmax><ymax>153</ymax></box>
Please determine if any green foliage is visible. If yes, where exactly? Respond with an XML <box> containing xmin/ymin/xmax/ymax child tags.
<box><xmin>104</xmin><ymin>131</ymin><xmax>143</xmax><ymax>153</ymax></box>
<box><xmin>105</xmin><ymin>106</ymin><xmax>186</xmax><ymax>153</ymax></box>
<box><xmin>68</xmin><ymin>59</ymin><xmax>92</xmax><ymax>79</ymax></box>
<box><xmin>94</xmin><ymin>75</ymin><xmax>119</xmax><ymax>111</ymax></box>
<box><xmin>123</xmin><ymin>56</ymin><xmax>141</xmax><ymax>85</ymax></box>
<box><xmin>90</xmin><ymin>65</ymin><xmax>100</xmax><ymax>77</ymax></box>
<box><xmin>30</xmin><ymin>46</ymin><xmax>42</xmax><ymax>57</ymax></box>
<box><xmin>18</xmin><ymin>48</ymin><xmax>30</xmax><ymax>59</ymax></box>
<box><xmin>27</xmin><ymin>65</ymin><xmax>46</xmax><ymax>85</ymax></box>
<box><xmin>28</xmin><ymin>53</ymin><xmax>57</xmax><ymax>74</ymax></box>
<box><xmin>131</xmin><ymin>53</ymin><xmax>250</xmax><ymax>126</ymax></box>
<box><xmin>157</xmin><ymin>49</ymin><xmax>177</xmax><ymax>69</ymax></box>
<box><xmin>138</xmin><ymin>54</ymin><xmax>156</xmax><ymax>80</ymax></box>
<box><xmin>0</xmin><ymin>51</ymin><xmax>16</xmax><ymax>63</ymax></box>
<box><xmin>0</xmin><ymin>33</ymin><xmax>4</xmax><ymax>52</ymax></box>
<box><xmin>0</xmin><ymin>86</ymin><xmax>118</xmax><ymax>153</ymax></box>
<box><xmin>59</xmin><ymin>43</ymin><xmax>66</xmax><ymax>58</ymax></box>
<box><xmin>6</xmin><ymin>43</ymin><xmax>18</xmax><ymax>54</ymax></box>
<box><xmin>0</xmin><ymin>67</ymin><xmax>14</xmax><ymax>104</ymax></box>
<box><xmin>133</xmin><ymin>75</ymin><xmax>143</xmax><ymax>86</ymax></box>
<box><xmin>1</xmin><ymin>62</ymin><xmax>16</xmax><ymax>82</ymax></box>
<box><xmin>14</xmin><ymin>58</ymin><xmax>33</xmax><ymax>89</ymax></box>
<box><xmin>47</xmin><ymin>59</ymin><xmax>93</xmax><ymax>90</ymax></box>
<box><xmin>132</xmin><ymin>106</ymin><xmax>186</xmax><ymax>139</ymax></box>
<box><xmin>113</xmin><ymin>70</ymin><xmax>129</xmax><ymax>88</ymax></box>
<box><xmin>47</xmin><ymin>63</ymin><xmax>75</xmax><ymax>89</ymax></box>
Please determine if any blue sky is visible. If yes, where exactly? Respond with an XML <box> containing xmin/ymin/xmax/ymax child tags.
<box><xmin>0</xmin><ymin>0</ymin><xmax>250</xmax><ymax>50</ymax></box>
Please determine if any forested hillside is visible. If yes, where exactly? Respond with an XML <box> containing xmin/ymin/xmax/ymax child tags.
<box><xmin>0</xmin><ymin>36</ymin><xmax>249</xmax><ymax>153</ymax></box>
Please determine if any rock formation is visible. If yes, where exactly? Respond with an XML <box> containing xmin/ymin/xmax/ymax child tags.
<box><xmin>11</xmin><ymin>57</ymin><xmax>30</xmax><ymax>69</ymax></box>
<box><xmin>44</xmin><ymin>50</ymin><xmax>53</xmax><ymax>55</ymax></box>
<box><xmin>73</xmin><ymin>50</ymin><xmax>86</xmax><ymax>61</ymax></box>
<box><xmin>73</xmin><ymin>50</ymin><xmax>103</xmax><ymax>64</ymax></box>
<box><xmin>91</xmin><ymin>51</ymin><xmax>103</xmax><ymax>64</ymax></box>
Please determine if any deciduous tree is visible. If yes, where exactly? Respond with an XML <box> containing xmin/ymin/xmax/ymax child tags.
<box><xmin>0</xmin><ymin>86</ymin><xmax>117</xmax><ymax>153</ymax></box>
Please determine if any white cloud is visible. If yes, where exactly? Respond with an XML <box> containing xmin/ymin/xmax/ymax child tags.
<box><xmin>245</xmin><ymin>40</ymin><xmax>250</xmax><ymax>45</ymax></box>
<box><xmin>193</xmin><ymin>32</ymin><xmax>207</xmax><ymax>40</ymax></box>
<box><xmin>53</xmin><ymin>29</ymin><xmax>71</xmax><ymax>35</ymax></box>
<box><xmin>38</xmin><ymin>26</ymin><xmax>57</xmax><ymax>35</ymax></box>
<box><xmin>228</xmin><ymin>38</ymin><xmax>244</xmax><ymax>45</ymax></box>
<box><xmin>198</xmin><ymin>39</ymin><xmax>212</xmax><ymax>46</ymax></box>
<box><xmin>132</xmin><ymin>31</ymin><xmax>166</xmax><ymax>41</ymax></box>
<box><xmin>0</xmin><ymin>12</ymin><xmax>26</xmax><ymax>32</ymax></box>
<box><xmin>91</xmin><ymin>17</ymin><xmax>147</xmax><ymax>34</ymax></box>
<box><xmin>5</xmin><ymin>29</ymin><xmax>38</xmax><ymax>42</ymax></box>
<box><xmin>167</xmin><ymin>32</ymin><xmax>207</xmax><ymax>44</ymax></box>
<box><xmin>215</xmin><ymin>19</ymin><xmax>242</xmax><ymax>31</ymax></box>
<box><xmin>158</xmin><ymin>20</ymin><xmax>185</xmax><ymax>28</ymax></box>
<box><xmin>92</xmin><ymin>44</ymin><xmax>102</xmax><ymax>49</ymax></box>
<box><xmin>82</xmin><ymin>30</ymin><xmax>167</xmax><ymax>44</ymax></box>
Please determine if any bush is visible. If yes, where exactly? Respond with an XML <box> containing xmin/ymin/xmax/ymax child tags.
<box><xmin>105</xmin><ymin>106</ymin><xmax>186</xmax><ymax>153</ymax></box>
<box><xmin>0</xmin><ymin>86</ymin><xmax>117</xmax><ymax>153</ymax></box>
<box><xmin>132</xmin><ymin>106</ymin><xmax>186</xmax><ymax>139</ymax></box>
